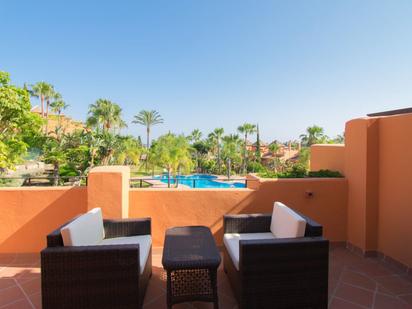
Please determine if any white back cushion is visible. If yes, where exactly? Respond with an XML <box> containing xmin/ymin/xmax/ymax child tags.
<box><xmin>270</xmin><ymin>202</ymin><xmax>306</xmax><ymax>238</ymax></box>
<box><xmin>61</xmin><ymin>208</ymin><xmax>105</xmax><ymax>246</ymax></box>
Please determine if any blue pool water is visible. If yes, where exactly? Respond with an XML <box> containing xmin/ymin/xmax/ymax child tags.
<box><xmin>155</xmin><ymin>174</ymin><xmax>246</xmax><ymax>188</ymax></box>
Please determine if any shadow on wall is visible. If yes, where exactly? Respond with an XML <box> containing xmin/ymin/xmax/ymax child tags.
<box><xmin>0</xmin><ymin>187</ymin><xmax>88</xmax><ymax>253</ymax></box>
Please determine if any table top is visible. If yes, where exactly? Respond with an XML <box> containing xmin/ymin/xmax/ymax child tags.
<box><xmin>162</xmin><ymin>226</ymin><xmax>221</xmax><ymax>270</ymax></box>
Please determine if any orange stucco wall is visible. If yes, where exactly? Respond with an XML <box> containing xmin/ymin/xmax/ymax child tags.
<box><xmin>88</xmin><ymin>166</ymin><xmax>130</xmax><ymax>218</ymax></box>
<box><xmin>377</xmin><ymin>113</ymin><xmax>412</xmax><ymax>266</ymax></box>
<box><xmin>0</xmin><ymin>187</ymin><xmax>87</xmax><ymax>253</ymax></box>
<box><xmin>310</xmin><ymin>144</ymin><xmax>345</xmax><ymax>174</ymax></box>
<box><xmin>129</xmin><ymin>178</ymin><xmax>348</xmax><ymax>247</ymax></box>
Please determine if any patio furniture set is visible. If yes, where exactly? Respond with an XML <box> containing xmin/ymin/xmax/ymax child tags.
<box><xmin>41</xmin><ymin>202</ymin><xmax>329</xmax><ymax>309</ymax></box>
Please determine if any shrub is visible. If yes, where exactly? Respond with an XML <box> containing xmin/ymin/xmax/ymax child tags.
<box><xmin>59</xmin><ymin>164</ymin><xmax>79</xmax><ymax>177</ymax></box>
<box><xmin>276</xmin><ymin>163</ymin><xmax>307</xmax><ymax>178</ymax></box>
<box><xmin>247</xmin><ymin>161</ymin><xmax>266</xmax><ymax>173</ymax></box>
<box><xmin>308</xmin><ymin>169</ymin><xmax>343</xmax><ymax>178</ymax></box>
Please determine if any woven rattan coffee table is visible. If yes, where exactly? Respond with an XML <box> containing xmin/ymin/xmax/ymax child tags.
<box><xmin>162</xmin><ymin>226</ymin><xmax>221</xmax><ymax>308</ymax></box>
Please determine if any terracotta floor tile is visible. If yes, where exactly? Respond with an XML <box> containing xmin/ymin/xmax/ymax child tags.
<box><xmin>329</xmin><ymin>297</ymin><xmax>367</xmax><ymax>308</ymax></box>
<box><xmin>27</xmin><ymin>292</ymin><xmax>42</xmax><ymax>309</ymax></box>
<box><xmin>347</xmin><ymin>260</ymin><xmax>394</xmax><ymax>278</ymax></box>
<box><xmin>0</xmin><ymin>285</ymin><xmax>26</xmax><ymax>307</ymax></box>
<box><xmin>3</xmin><ymin>248</ymin><xmax>411</xmax><ymax>309</ymax></box>
<box><xmin>0</xmin><ymin>267</ymin><xmax>40</xmax><ymax>279</ymax></box>
<box><xmin>340</xmin><ymin>270</ymin><xmax>377</xmax><ymax>291</ymax></box>
<box><xmin>334</xmin><ymin>283</ymin><xmax>374</xmax><ymax>308</ymax></box>
<box><xmin>0</xmin><ymin>279</ymin><xmax>16</xmax><ymax>291</ymax></box>
<box><xmin>1</xmin><ymin>298</ymin><xmax>34</xmax><ymax>309</ymax></box>
<box><xmin>144</xmin><ymin>278</ymin><xmax>166</xmax><ymax>304</ymax></box>
<box><xmin>374</xmin><ymin>293</ymin><xmax>412</xmax><ymax>309</ymax></box>
<box><xmin>16</xmin><ymin>277</ymin><xmax>41</xmax><ymax>296</ymax></box>
<box><xmin>375</xmin><ymin>275</ymin><xmax>412</xmax><ymax>295</ymax></box>
<box><xmin>377</xmin><ymin>284</ymin><xmax>396</xmax><ymax>296</ymax></box>
<box><xmin>399</xmin><ymin>294</ymin><xmax>412</xmax><ymax>306</ymax></box>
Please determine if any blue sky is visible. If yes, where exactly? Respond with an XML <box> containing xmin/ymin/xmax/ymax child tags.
<box><xmin>2</xmin><ymin>0</ymin><xmax>412</xmax><ymax>142</ymax></box>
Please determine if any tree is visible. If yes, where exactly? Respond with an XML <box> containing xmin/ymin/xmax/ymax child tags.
<box><xmin>222</xmin><ymin>134</ymin><xmax>242</xmax><ymax>177</ymax></box>
<box><xmin>255</xmin><ymin>124</ymin><xmax>261</xmax><ymax>163</ymax></box>
<box><xmin>114</xmin><ymin>135</ymin><xmax>142</xmax><ymax>166</ymax></box>
<box><xmin>208</xmin><ymin>128</ymin><xmax>224</xmax><ymax>174</ymax></box>
<box><xmin>50</xmin><ymin>99</ymin><xmax>69</xmax><ymax>126</ymax></box>
<box><xmin>132</xmin><ymin>110</ymin><xmax>163</xmax><ymax>148</ymax></box>
<box><xmin>0</xmin><ymin>71</ymin><xmax>43</xmax><ymax>171</ymax></box>
<box><xmin>237</xmin><ymin>123</ymin><xmax>257</xmax><ymax>174</ymax></box>
<box><xmin>30</xmin><ymin>82</ymin><xmax>53</xmax><ymax>117</ymax></box>
<box><xmin>268</xmin><ymin>142</ymin><xmax>281</xmax><ymax>172</ymax></box>
<box><xmin>188</xmin><ymin>129</ymin><xmax>202</xmax><ymax>143</ymax></box>
<box><xmin>41</xmin><ymin>133</ymin><xmax>67</xmax><ymax>186</ymax></box>
<box><xmin>87</xmin><ymin>99</ymin><xmax>126</xmax><ymax>132</ymax></box>
<box><xmin>45</xmin><ymin>87</ymin><xmax>57</xmax><ymax>118</ymax></box>
<box><xmin>299</xmin><ymin>125</ymin><xmax>327</xmax><ymax>146</ymax></box>
<box><xmin>333</xmin><ymin>134</ymin><xmax>345</xmax><ymax>144</ymax></box>
<box><xmin>150</xmin><ymin>134</ymin><xmax>193</xmax><ymax>187</ymax></box>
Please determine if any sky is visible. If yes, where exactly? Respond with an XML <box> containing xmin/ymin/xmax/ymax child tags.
<box><xmin>2</xmin><ymin>0</ymin><xmax>412</xmax><ymax>142</ymax></box>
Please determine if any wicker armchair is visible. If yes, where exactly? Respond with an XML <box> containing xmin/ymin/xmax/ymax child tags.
<box><xmin>223</xmin><ymin>212</ymin><xmax>329</xmax><ymax>309</ymax></box>
<box><xmin>41</xmin><ymin>217</ymin><xmax>152</xmax><ymax>309</ymax></box>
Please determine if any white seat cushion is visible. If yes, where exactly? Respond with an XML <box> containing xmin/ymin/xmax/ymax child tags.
<box><xmin>223</xmin><ymin>233</ymin><xmax>275</xmax><ymax>270</ymax></box>
<box><xmin>99</xmin><ymin>235</ymin><xmax>152</xmax><ymax>274</ymax></box>
<box><xmin>61</xmin><ymin>208</ymin><xmax>105</xmax><ymax>246</ymax></box>
<box><xmin>270</xmin><ymin>202</ymin><xmax>306</xmax><ymax>238</ymax></box>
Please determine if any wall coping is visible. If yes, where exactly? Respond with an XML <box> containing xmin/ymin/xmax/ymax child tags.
<box><xmin>0</xmin><ymin>186</ymin><xmax>85</xmax><ymax>192</ymax></box>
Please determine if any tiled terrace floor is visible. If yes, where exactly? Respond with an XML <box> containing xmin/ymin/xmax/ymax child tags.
<box><xmin>0</xmin><ymin>246</ymin><xmax>412</xmax><ymax>308</ymax></box>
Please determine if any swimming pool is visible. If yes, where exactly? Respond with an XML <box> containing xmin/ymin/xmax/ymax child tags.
<box><xmin>155</xmin><ymin>174</ymin><xmax>246</xmax><ymax>188</ymax></box>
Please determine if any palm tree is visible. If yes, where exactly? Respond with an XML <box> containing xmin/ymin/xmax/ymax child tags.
<box><xmin>237</xmin><ymin>123</ymin><xmax>257</xmax><ymax>174</ymax></box>
<box><xmin>45</xmin><ymin>89</ymin><xmax>58</xmax><ymax>118</ymax></box>
<box><xmin>188</xmin><ymin>129</ymin><xmax>202</xmax><ymax>143</ymax></box>
<box><xmin>151</xmin><ymin>134</ymin><xmax>193</xmax><ymax>187</ymax></box>
<box><xmin>222</xmin><ymin>134</ymin><xmax>242</xmax><ymax>177</ymax></box>
<box><xmin>132</xmin><ymin>110</ymin><xmax>164</xmax><ymax>148</ymax></box>
<box><xmin>208</xmin><ymin>128</ymin><xmax>224</xmax><ymax>174</ymax></box>
<box><xmin>50</xmin><ymin>99</ymin><xmax>69</xmax><ymax>126</ymax></box>
<box><xmin>30</xmin><ymin>82</ymin><xmax>53</xmax><ymax>117</ymax></box>
<box><xmin>87</xmin><ymin>99</ymin><xmax>126</xmax><ymax>132</ymax></box>
<box><xmin>299</xmin><ymin>125</ymin><xmax>326</xmax><ymax>146</ymax></box>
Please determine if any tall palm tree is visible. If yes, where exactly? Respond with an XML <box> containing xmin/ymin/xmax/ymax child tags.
<box><xmin>237</xmin><ymin>123</ymin><xmax>257</xmax><ymax>174</ymax></box>
<box><xmin>208</xmin><ymin>128</ymin><xmax>224</xmax><ymax>174</ymax></box>
<box><xmin>87</xmin><ymin>99</ymin><xmax>126</xmax><ymax>132</ymax></box>
<box><xmin>132</xmin><ymin>110</ymin><xmax>164</xmax><ymax>148</ymax></box>
<box><xmin>30</xmin><ymin>82</ymin><xmax>53</xmax><ymax>117</ymax></box>
<box><xmin>299</xmin><ymin>125</ymin><xmax>326</xmax><ymax>146</ymax></box>
<box><xmin>45</xmin><ymin>89</ymin><xmax>58</xmax><ymax>118</ymax></box>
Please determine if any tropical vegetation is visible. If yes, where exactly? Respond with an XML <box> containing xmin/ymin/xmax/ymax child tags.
<box><xmin>0</xmin><ymin>70</ymin><xmax>345</xmax><ymax>185</ymax></box>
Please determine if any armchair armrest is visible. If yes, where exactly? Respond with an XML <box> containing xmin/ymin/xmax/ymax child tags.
<box><xmin>104</xmin><ymin>217</ymin><xmax>151</xmax><ymax>238</ymax></box>
<box><xmin>224</xmin><ymin>213</ymin><xmax>271</xmax><ymax>234</ymax></box>
<box><xmin>41</xmin><ymin>244</ymin><xmax>141</xmax><ymax>308</ymax></box>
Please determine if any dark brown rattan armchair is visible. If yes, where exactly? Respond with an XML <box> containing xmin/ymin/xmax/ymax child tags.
<box><xmin>223</xmin><ymin>212</ymin><xmax>329</xmax><ymax>309</ymax></box>
<box><xmin>41</xmin><ymin>217</ymin><xmax>152</xmax><ymax>309</ymax></box>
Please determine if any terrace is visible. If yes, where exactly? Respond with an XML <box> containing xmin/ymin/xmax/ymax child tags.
<box><xmin>1</xmin><ymin>111</ymin><xmax>412</xmax><ymax>308</ymax></box>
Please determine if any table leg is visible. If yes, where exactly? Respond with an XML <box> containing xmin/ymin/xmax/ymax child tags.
<box><xmin>167</xmin><ymin>270</ymin><xmax>172</xmax><ymax>309</ymax></box>
<box><xmin>211</xmin><ymin>269</ymin><xmax>219</xmax><ymax>309</ymax></box>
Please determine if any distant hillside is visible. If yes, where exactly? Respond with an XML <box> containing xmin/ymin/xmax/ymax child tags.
<box><xmin>31</xmin><ymin>105</ymin><xmax>86</xmax><ymax>134</ymax></box>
